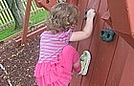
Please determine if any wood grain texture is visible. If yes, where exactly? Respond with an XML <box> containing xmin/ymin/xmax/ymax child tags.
<box><xmin>106</xmin><ymin>37</ymin><xmax>133</xmax><ymax>86</ymax></box>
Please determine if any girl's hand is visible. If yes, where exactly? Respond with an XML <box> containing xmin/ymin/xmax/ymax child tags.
<box><xmin>69</xmin><ymin>9</ymin><xmax>95</xmax><ymax>42</ymax></box>
<box><xmin>86</xmin><ymin>9</ymin><xmax>96</xmax><ymax>20</ymax></box>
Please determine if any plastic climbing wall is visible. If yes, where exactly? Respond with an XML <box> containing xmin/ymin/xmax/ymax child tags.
<box><xmin>66</xmin><ymin>0</ymin><xmax>134</xmax><ymax>86</ymax></box>
<box><xmin>21</xmin><ymin>0</ymin><xmax>134</xmax><ymax>85</ymax></box>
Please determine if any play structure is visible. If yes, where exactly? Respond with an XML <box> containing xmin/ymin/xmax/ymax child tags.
<box><xmin>10</xmin><ymin>0</ymin><xmax>134</xmax><ymax>85</ymax></box>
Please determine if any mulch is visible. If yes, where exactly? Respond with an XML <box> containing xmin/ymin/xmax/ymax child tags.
<box><xmin>0</xmin><ymin>32</ymin><xmax>40</xmax><ymax>86</ymax></box>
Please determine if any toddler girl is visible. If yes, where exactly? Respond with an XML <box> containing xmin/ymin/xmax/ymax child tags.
<box><xmin>34</xmin><ymin>2</ymin><xmax>95</xmax><ymax>86</ymax></box>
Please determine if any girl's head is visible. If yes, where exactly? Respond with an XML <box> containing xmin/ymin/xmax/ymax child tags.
<box><xmin>45</xmin><ymin>3</ymin><xmax>79</xmax><ymax>33</ymax></box>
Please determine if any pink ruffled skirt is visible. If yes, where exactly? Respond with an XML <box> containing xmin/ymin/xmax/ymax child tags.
<box><xmin>34</xmin><ymin>45</ymin><xmax>80</xmax><ymax>86</ymax></box>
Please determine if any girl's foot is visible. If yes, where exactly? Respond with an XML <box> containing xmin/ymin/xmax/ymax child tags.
<box><xmin>78</xmin><ymin>50</ymin><xmax>91</xmax><ymax>75</ymax></box>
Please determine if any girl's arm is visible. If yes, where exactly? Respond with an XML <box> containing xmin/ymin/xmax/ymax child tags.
<box><xmin>70</xmin><ymin>9</ymin><xmax>95</xmax><ymax>41</ymax></box>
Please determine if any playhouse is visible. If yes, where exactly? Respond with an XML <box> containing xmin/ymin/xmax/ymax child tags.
<box><xmin>0</xmin><ymin>0</ymin><xmax>134</xmax><ymax>85</ymax></box>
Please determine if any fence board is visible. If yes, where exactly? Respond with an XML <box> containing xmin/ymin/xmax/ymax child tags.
<box><xmin>0</xmin><ymin>0</ymin><xmax>14</xmax><ymax>30</ymax></box>
<box><xmin>0</xmin><ymin>0</ymin><xmax>44</xmax><ymax>30</ymax></box>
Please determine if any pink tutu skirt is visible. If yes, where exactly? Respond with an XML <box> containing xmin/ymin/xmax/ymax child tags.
<box><xmin>34</xmin><ymin>54</ymin><xmax>73</xmax><ymax>86</ymax></box>
<box><xmin>34</xmin><ymin>45</ymin><xmax>80</xmax><ymax>86</ymax></box>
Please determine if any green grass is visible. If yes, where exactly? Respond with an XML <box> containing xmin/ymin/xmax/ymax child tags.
<box><xmin>0</xmin><ymin>10</ymin><xmax>48</xmax><ymax>41</ymax></box>
<box><xmin>30</xmin><ymin>10</ymin><xmax>48</xmax><ymax>25</ymax></box>
<box><xmin>0</xmin><ymin>25</ymin><xmax>20</xmax><ymax>40</ymax></box>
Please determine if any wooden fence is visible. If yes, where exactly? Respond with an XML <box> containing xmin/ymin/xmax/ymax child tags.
<box><xmin>0</xmin><ymin>0</ymin><xmax>43</xmax><ymax>30</ymax></box>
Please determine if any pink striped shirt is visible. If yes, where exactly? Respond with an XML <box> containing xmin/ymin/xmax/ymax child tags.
<box><xmin>38</xmin><ymin>29</ymin><xmax>73</xmax><ymax>62</ymax></box>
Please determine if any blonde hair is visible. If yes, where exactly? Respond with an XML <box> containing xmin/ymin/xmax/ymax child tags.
<box><xmin>45</xmin><ymin>3</ymin><xmax>79</xmax><ymax>33</ymax></box>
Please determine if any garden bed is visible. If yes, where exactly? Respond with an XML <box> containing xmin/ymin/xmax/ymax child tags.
<box><xmin>0</xmin><ymin>26</ymin><xmax>42</xmax><ymax>85</ymax></box>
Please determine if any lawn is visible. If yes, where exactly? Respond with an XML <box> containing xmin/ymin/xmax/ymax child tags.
<box><xmin>0</xmin><ymin>10</ymin><xmax>48</xmax><ymax>40</ymax></box>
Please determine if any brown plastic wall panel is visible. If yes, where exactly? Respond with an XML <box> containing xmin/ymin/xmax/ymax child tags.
<box><xmin>80</xmin><ymin>17</ymin><xmax>104</xmax><ymax>86</ymax></box>
<box><xmin>107</xmin><ymin>0</ymin><xmax>131</xmax><ymax>34</ymax></box>
<box><xmin>117</xmin><ymin>32</ymin><xmax>134</xmax><ymax>48</ymax></box>
<box><xmin>119</xmin><ymin>46</ymin><xmax>134</xmax><ymax>86</ymax></box>
<box><xmin>81</xmin><ymin>0</ymin><xmax>118</xmax><ymax>85</ymax></box>
<box><xmin>71</xmin><ymin>0</ymin><xmax>134</xmax><ymax>85</ymax></box>
<box><xmin>107</xmin><ymin>0</ymin><xmax>134</xmax><ymax>48</ymax></box>
<box><xmin>80</xmin><ymin>0</ymin><xmax>107</xmax><ymax>85</ymax></box>
<box><xmin>126</xmin><ymin>0</ymin><xmax>134</xmax><ymax>40</ymax></box>
<box><xmin>106</xmin><ymin>37</ymin><xmax>134</xmax><ymax>86</ymax></box>
<box><xmin>69</xmin><ymin>0</ymin><xmax>89</xmax><ymax>86</ymax></box>
<box><xmin>70</xmin><ymin>0</ymin><xmax>118</xmax><ymax>85</ymax></box>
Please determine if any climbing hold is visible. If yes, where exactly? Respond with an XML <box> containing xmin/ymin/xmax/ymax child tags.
<box><xmin>84</xmin><ymin>11</ymin><xmax>87</xmax><ymax>20</ymax></box>
<box><xmin>100</xmin><ymin>29</ymin><xmax>115</xmax><ymax>42</ymax></box>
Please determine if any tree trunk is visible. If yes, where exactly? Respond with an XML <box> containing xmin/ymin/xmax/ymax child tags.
<box><xmin>5</xmin><ymin>0</ymin><xmax>24</xmax><ymax>30</ymax></box>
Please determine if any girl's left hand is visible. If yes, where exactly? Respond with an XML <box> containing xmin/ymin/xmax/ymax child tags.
<box><xmin>86</xmin><ymin>9</ymin><xmax>96</xmax><ymax>20</ymax></box>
